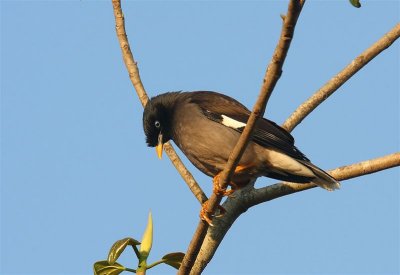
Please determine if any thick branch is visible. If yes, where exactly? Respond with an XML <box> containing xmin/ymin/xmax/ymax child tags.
<box><xmin>191</xmin><ymin>152</ymin><xmax>400</xmax><ymax>274</ymax></box>
<box><xmin>111</xmin><ymin>0</ymin><xmax>207</xmax><ymax>204</ymax></box>
<box><xmin>179</xmin><ymin>1</ymin><xmax>305</xmax><ymax>274</ymax></box>
<box><xmin>282</xmin><ymin>23</ymin><xmax>400</xmax><ymax>132</ymax></box>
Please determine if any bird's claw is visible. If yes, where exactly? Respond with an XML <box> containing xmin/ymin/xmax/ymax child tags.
<box><xmin>200</xmin><ymin>201</ymin><xmax>227</xmax><ymax>226</ymax></box>
<box><xmin>200</xmin><ymin>201</ymin><xmax>214</xmax><ymax>226</ymax></box>
<box><xmin>214</xmin><ymin>204</ymin><xmax>226</xmax><ymax>218</ymax></box>
<box><xmin>212</xmin><ymin>174</ymin><xmax>235</xmax><ymax>197</ymax></box>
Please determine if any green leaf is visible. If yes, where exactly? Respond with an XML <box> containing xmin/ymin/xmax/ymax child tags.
<box><xmin>161</xmin><ymin>252</ymin><xmax>185</xmax><ymax>269</ymax></box>
<box><xmin>349</xmin><ymin>0</ymin><xmax>361</xmax><ymax>8</ymax></box>
<box><xmin>139</xmin><ymin>212</ymin><xmax>153</xmax><ymax>259</ymax></box>
<box><xmin>93</xmin><ymin>261</ymin><xmax>126</xmax><ymax>275</ymax></box>
<box><xmin>107</xmin><ymin>237</ymin><xmax>141</xmax><ymax>264</ymax></box>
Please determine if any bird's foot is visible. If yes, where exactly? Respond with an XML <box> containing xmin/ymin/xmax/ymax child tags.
<box><xmin>200</xmin><ymin>200</ymin><xmax>226</xmax><ymax>226</ymax></box>
<box><xmin>212</xmin><ymin>166</ymin><xmax>248</xmax><ymax>197</ymax></box>
<box><xmin>212</xmin><ymin>173</ymin><xmax>235</xmax><ymax>197</ymax></box>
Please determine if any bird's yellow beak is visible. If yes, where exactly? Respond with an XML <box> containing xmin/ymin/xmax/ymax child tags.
<box><xmin>156</xmin><ymin>133</ymin><xmax>163</xmax><ymax>159</ymax></box>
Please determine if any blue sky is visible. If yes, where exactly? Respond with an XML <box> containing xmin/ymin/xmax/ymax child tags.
<box><xmin>1</xmin><ymin>1</ymin><xmax>399</xmax><ymax>274</ymax></box>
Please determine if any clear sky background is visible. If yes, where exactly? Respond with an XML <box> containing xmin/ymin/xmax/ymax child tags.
<box><xmin>1</xmin><ymin>1</ymin><xmax>399</xmax><ymax>274</ymax></box>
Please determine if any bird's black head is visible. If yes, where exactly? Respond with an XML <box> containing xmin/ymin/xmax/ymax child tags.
<box><xmin>142</xmin><ymin>92</ymin><xmax>180</xmax><ymax>148</ymax></box>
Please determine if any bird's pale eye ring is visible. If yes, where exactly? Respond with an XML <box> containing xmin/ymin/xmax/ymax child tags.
<box><xmin>154</xmin><ymin>120</ymin><xmax>161</xmax><ymax>128</ymax></box>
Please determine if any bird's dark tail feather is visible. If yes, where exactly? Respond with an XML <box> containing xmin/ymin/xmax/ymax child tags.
<box><xmin>298</xmin><ymin>160</ymin><xmax>341</xmax><ymax>191</ymax></box>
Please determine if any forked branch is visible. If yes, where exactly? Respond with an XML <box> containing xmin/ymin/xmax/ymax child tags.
<box><xmin>111</xmin><ymin>0</ymin><xmax>399</xmax><ymax>274</ymax></box>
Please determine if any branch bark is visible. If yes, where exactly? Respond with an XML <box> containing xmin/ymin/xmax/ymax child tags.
<box><xmin>191</xmin><ymin>152</ymin><xmax>400</xmax><ymax>274</ymax></box>
<box><xmin>282</xmin><ymin>23</ymin><xmax>400</xmax><ymax>132</ymax></box>
<box><xmin>179</xmin><ymin>1</ymin><xmax>305</xmax><ymax>274</ymax></box>
<box><xmin>111</xmin><ymin>0</ymin><xmax>207</xmax><ymax>204</ymax></box>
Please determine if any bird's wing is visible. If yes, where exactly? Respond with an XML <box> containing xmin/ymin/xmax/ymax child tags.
<box><xmin>189</xmin><ymin>91</ymin><xmax>309</xmax><ymax>161</ymax></box>
<box><xmin>251</xmin><ymin>118</ymin><xmax>309</xmax><ymax>161</ymax></box>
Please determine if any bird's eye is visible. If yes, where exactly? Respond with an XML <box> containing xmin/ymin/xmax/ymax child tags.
<box><xmin>154</xmin><ymin>120</ymin><xmax>161</xmax><ymax>128</ymax></box>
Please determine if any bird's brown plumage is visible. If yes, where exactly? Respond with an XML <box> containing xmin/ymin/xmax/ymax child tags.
<box><xmin>143</xmin><ymin>91</ymin><xmax>340</xmax><ymax>191</ymax></box>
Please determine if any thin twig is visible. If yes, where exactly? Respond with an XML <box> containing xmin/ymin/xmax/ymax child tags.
<box><xmin>163</xmin><ymin>144</ymin><xmax>208</xmax><ymax>203</ymax></box>
<box><xmin>191</xmin><ymin>152</ymin><xmax>400</xmax><ymax>274</ymax></box>
<box><xmin>111</xmin><ymin>0</ymin><xmax>207</xmax><ymax>204</ymax></box>
<box><xmin>282</xmin><ymin>23</ymin><xmax>400</xmax><ymax>132</ymax></box>
<box><xmin>178</xmin><ymin>1</ymin><xmax>305</xmax><ymax>274</ymax></box>
<box><xmin>111</xmin><ymin>0</ymin><xmax>148</xmax><ymax>106</ymax></box>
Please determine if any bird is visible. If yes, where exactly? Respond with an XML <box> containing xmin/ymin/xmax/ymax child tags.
<box><xmin>143</xmin><ymin>91</ymin><xmax>340</xmax><ymax>222</ymax></box>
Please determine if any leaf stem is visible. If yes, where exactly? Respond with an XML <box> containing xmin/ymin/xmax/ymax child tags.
<box><xmin>132</xmin><ymin>245</ymin><xmax>141</xmax><ymax>259</ymax></box>
<box><xmin>125</xmin><ymin>267</ymin><xmax>137</xmax><ymax>273</ymax></box>
<box><xmin>146</xmin><ymin>259</ymin><xmax>165</xmax><ymax>270</ymax></box>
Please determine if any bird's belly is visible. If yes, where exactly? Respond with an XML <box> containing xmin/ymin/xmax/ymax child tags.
<box><xmin>173</xmin><ymin>121</ymin><xmax>259</xmax><ymax>184</ymax></box>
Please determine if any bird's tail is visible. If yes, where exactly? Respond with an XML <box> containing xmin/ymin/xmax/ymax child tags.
<box><xmin>298</xmin><ymin>160</ymin><xmax>341</xmax><ymax>191</ymax></box>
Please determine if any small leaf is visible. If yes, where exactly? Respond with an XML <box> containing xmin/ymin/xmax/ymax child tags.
<box><xmin>139</xmin><ymin>212</ymin><xmax>153</xmax><ymax>259</ymax></box>
<box><xmin>108</xmin><ymin>237</ymin><xmax>141</xmax><ymax>264</ymax></box>
<box><xmin>162</xmin><ymin>252</ymin><xmax>185</xmax><ymax>269</ymax></box>
<box><xmin>94</xmin><ymin>260</ymin><xmax>125</xmax><ymax>275</ymax></box>
<box><xmin>349</xmin><ymin>0</ymin><xmax>361</xmax><ymax>8</ymax></box>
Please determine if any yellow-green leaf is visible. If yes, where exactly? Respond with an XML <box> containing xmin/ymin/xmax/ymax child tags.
<box><xmin>139</xmin><ymin>211</ymin><xmax>153</xmax><ymax>259</ymax></box>
<box><xmin>93</xmin><ymin>260</ymin><xmax>125</xmax><ymax>275</ymax></box>
<box><xmin>162</xmin><ymin>252</ymin><xmax>185</xmax><ymax>269</ymax></box>
<box><xmin>107</xmin><ymin>237</ymin><xmax>141</xmax><ymax>264</ymax></box>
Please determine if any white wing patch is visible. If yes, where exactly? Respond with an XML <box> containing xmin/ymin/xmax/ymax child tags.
<box><xmin>221</xmin><ymin>115</ymin><xmax>246</xmax><ymax>129</ymax></box>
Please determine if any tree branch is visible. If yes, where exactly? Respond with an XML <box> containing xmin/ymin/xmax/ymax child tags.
<box><xmin>179</xmin><ymin>1</ymin><xmax>305</xmax><ymax>274</ymax></box>
<box><xmin>111</xmin><ymin>0</ymin><xmax>147</xmax><ymax>107</ymax></box>
<box><xmin>191</xmin><ymin>152</ymin><xmax>400</xmax><ymax>274</ymax></box>
<box><xmin>282</xmin><ymin>23</ymin><xmax>400</xmax><ymax>132</ymax></box>
<box><xmin>163</xmin><ymin>144</ymin><xmax>208</xmax><ymax>203</ymax></box>
<box><xmin>111</xmin><ymin>0</ymin><xmax>207</xmax><ymax>205</ymax></box>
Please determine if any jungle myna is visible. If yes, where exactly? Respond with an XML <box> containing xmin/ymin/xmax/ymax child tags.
<box><xmin>143</xmin><ymin>91</ymin><xmax>340</xmax><ymax>194</ymax></box>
